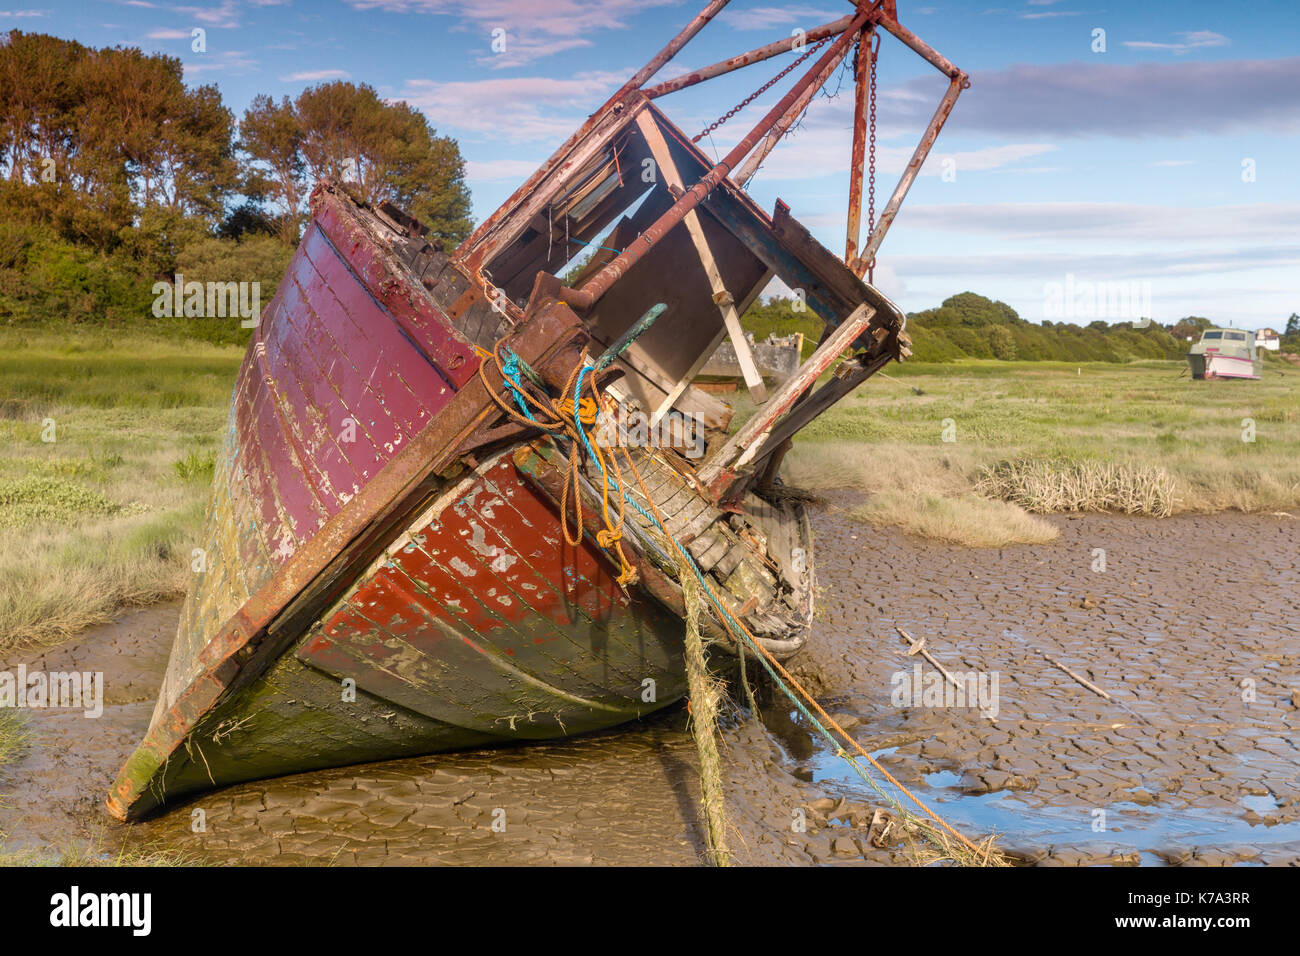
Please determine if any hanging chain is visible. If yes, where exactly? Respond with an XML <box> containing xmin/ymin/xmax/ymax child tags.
<box><xmin>865</xmin><ymin>27</ymin><xmax>880</xmax><ymax>282</ymax></box>
<box><xmin>692</xmin><ymin>35</ymin><xmax>831</xmax><ymax>143</ymax></box>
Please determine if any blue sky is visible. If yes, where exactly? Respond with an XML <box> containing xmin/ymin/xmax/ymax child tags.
<box><xmin>7</xmin><ymin>0</ymin><xmax>1299</xmax><ymax>328</ymax></box>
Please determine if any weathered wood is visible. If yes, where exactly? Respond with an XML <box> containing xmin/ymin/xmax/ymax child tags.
<box><xmin>634</xmin><ymin>110</ymin><xmax>768</xmax><ymax>404</ymax></box>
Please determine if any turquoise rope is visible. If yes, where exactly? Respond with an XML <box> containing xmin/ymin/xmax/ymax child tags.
<box><xmin>567</xmin><ymin>369</ymin><xmax>905</xmax><ymax>811</ymax></box>
<box><xmin>501</xmin><ymin>349</ymin><xmax>536</xmax><ymax>422</ymax></box>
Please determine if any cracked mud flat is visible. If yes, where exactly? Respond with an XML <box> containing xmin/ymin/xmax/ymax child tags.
<box><xmin>1</xmin><ymin>501</ymin><xmax>1297</xmax><ymax>865</ymax></box>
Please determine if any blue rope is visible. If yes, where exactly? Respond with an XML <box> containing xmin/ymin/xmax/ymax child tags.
<box><xmin>566</xmin><ymin>372</ymin><xmax>902</xmax><ymax>808</ymax></box>
<box><xmin>501</xmin><ymin>348</ymin><xmax>536</xmax><ymax>421</ymax></box>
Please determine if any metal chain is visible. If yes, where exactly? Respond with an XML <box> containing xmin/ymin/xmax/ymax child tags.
<box><xmin>692</xmin><ymin>35</ymin><xmax>831</xmax><ymax>143</ymax></box>
<box><xmin>866</xmin><ymin>27</ymin><xmax>880</xmax><ymax>282</ymax></box>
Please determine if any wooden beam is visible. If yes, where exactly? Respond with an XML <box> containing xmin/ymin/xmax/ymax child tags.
<box><xmin>650</xmin><ymin>268</ymin><xmax>773</xmax><ymax>425</ymax></box>
<box><xmin>699</xmin><ymin>302</ymin><xmax>874</xmax><ymax>486</ymax></box>
<box><xmin>635</xmin><ymin>110</ymin><xmax>768</xmax><ymax>405</ymax></box>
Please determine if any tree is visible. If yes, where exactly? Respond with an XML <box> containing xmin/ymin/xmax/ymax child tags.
<box><xmin>238</xmin><ymin>94</ymin><xmax>306</xmax><ymax>245</ymax></box>
<box><xmin>241</xmin><ymin>81</ymin><xmax>473</xmax><ymax>245</ymax></box>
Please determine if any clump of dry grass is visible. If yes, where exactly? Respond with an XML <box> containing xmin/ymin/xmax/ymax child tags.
<box><xmin>898</xmin><ymin>814</ymin><xmax>1009</xmax><ymax>867</ymax></box>
<box><xmin>0</xmin><ymin>836</ymin><xmax>201</xmax><ymax>866</ymax></box>
<box><xmin>0</xmin><ymin>710</ymin><xmax>29</xmax><ymax>775</ymax></box>
<box><xmin>977</xmin><ymin>457</ymin><xmax>1175</xmax><ymax>517</ymax></box>
<box><xmin>0</xmin><ymin>514</ymin><xmax>195</xmax><ymax>651</ymax></box>
<box><xmin>852</xmin><ymin>489</ymin><xmax>1058</xmax><ymax>547</ymax></box>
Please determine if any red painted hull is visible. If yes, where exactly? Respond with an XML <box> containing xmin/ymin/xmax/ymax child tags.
<box><xmin>110</xmin><ymin>183</ymin><xmax>812</xmax><ymax>820</ymax></box>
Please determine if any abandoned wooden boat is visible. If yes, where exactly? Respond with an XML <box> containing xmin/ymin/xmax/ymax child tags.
<box><xmin>1187</xmin><ymin>328</ymin><xmax>1262</xmax><ymax>380</ymax></box>
<box><xmin>108</xmin><ymin>0</ymin><xmax>967</xmax><ymax>820</ymax></box>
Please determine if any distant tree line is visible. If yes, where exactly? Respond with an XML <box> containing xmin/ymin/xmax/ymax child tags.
<box><xmin>0</xmin><ymin>30</ymin><xmax>471</xmax><ymax>342</ymax></box>
<box><xmin>743</xmin><ymin>292</ymin><xmax>1297</xmax><ymax>364</ymax></box>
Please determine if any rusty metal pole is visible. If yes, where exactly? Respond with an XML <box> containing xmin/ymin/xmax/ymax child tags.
<box><xmin>625</xmin><ymin>0</ymin><xmax>733</xmax><ymax>91</ymax></box>
<box><xmin>852</xmin><ymin>73</ymin><xmax>965</xmax><ymax>277</ymax></box>
<box><xmin>875</xmin><ymin>14</ymin><xmax>963</xmax><ymax>80</ymax></box>
<box><xmin>845</xmin><ymin>26</ymin><xmax>873</xmax><ymax>264</ymax></box>
<box><xmin>643</xmin><ymin>14</ymin><xmax>856</xmax><ymax>98</ymax></box>
<box><xmin>732</xmin><ymin>38</ymin><xmax>854</xmax><ymax>188</ymax></box>
<box><xmin>561</xmin><ymin>8</ymin><xmax>871</xmax><ymax>311</ymax></box>
<box><xmin>456</xmin><ymin>0</ymin><xmax>730</xmax><ymax>263</ymax></box>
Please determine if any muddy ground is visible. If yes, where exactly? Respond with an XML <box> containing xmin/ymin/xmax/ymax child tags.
<box><xmin>1</xmin><ymin>502</ymin><xmax>1297</xmax><ymax>865</ymax></box>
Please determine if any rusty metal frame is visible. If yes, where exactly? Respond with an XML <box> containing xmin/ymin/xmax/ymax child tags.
<box><xmin>540</xmin><ymin>0</ymin><xmax>968</xmax><ymax>310</ymax></box>
<box><xmin>641</xmin><ymin>14</ymin><xmax>857</xmax><ymax>99</ymax></box>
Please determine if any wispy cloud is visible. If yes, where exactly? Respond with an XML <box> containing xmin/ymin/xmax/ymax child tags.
<box><xmin>897</xmin><ymin>202</ymin><xmax>1300</xmax><ymax>244</ymax></box>
<box><xmin>893</xmin><ymin>245</ymin><xmax>1300</xmax><ymax>283</ymax></box>
<box><xmin>466</xmin><ymin>158</ymin><xmax>542</xmax><ymax>182</ymax></box>
<box><xmin>146</xmin><ymin>28</ymin><xmax>192</xmax><ymax>39</ymax></box>
<box><xmin>174</xmin><ymin>1</ymin><xmax>241</xmax><ymax>29</ymax></box>
<box><xmin>0</xmin><ymin>9</ymin><xmax>47</xmax><ymax>17</ymax></box>
<box><xmin>1123</xmin><ymin>30</ymin><xmax>1229</xmax><ymax>55</ymax></box>
<box><xmin>183</xmin><ymin>48</ymin><xmax>257</xmax><ymax>75</ymax></box>
<box><xmin>716</xmin><ymin>4</ymin><xmax>842</xmax><ymax>30</ymax></box>
<box><xmin>346</xmin><ymin>0</ymin><xmax>678</xmax><ymax>67</ymax></box>
<box><xmin>890</xmin><ymin>56</ymin><xmax>1300</xmax><ymax>137</ymax></box>
<box><xmin>280</xmin><ymin>68</ymin><xmax>351</xmax><ymax>82</ymax></box>
<box><xmin>398</xmin><ymin>71</ymin><xmax>626</xmax><ymax>140</ymax></box>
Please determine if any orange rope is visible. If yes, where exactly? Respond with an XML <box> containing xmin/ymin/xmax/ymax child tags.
<box><xmin>476</xmin><ymin>340</ymin><xmax>637</xmax><ymax>589</ymax></box>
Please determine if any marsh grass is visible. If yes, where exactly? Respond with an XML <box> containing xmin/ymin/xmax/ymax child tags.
<box><xmin>977</xmin><ymin>458</ymin><xmax>1176</xmax><ymax>517</ymax></box>
<box><xmin>853</xmin><ymin>489</ymin><xmax>1059</xmax><ymax>547</ymax></box>
<box><xmin>899</xmin><ymin>815</ymin><xmax>1009</xmax><ymax>867</ymax></box>
<box><xmin>776</xmin><ymin>359</ymin><xmax>1300</xmax><ymax>544</ymax></box>
<box><xmin>0</xmin><ymin>835</ymin><xmax>200</xmax><ymax>866</ymax></box>
<box><xmin>0</xmin><ymin>709</ymin><xmax>28</xmax><ymax>776</ymax></box>
<box><xmin>0</xmin><ymin>330</ymin><xmax>239</xmax><ymax>651</ymax></box>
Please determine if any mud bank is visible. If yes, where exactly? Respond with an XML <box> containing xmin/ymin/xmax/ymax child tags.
<box><xmin>1</xmin><ymin>505</ymin><xmax>1296</xmax><ymax>865</ymax></box>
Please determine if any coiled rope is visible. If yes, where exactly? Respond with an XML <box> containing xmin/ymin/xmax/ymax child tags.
<box><xmin>477</xmin><ymin>311</ymin><xmax>987</xmax><ymax>859</ymax></box>
<box><xmin>564</xmin><ymin>372</ymin><xmax>988</xmax><ymax>859</ymax></box>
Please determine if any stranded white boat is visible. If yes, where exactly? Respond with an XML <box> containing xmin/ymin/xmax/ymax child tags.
<box><xmin>1187</xmin><ymin>328</ymin><xmax>1261</xmax><ymax>380</ymax></box>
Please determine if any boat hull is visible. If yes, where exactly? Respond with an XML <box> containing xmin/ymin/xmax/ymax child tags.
<box><xmin>131</xmin><ymin>449</ymin><xmax>695</xmax><ymax>812</ymax></box>
<box><xmin>109</xmin><ymin>183</ymin><xmax>813</xmax><ymax>820</ymax></box>
<box><xmin>1187</xmin><ymin>351</ymin><xmax>1261</xmax><ymax>379</ymax></box>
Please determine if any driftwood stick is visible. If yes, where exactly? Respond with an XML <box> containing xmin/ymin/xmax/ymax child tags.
<box><xmin>1037</xmin><ymin>649</ymin><xmax>1152</xmax><ymax>725</ymax></box>
<box><xmin>896</xmin><ymin>627</ymin><xmax>997</xmax><ymax>722</ymax></box>
<box><xmin>896</xmin><ymin>627</ymin><xmax>965</xmax><ymax>693</ymax></box>
<box><xmin>1038</xmin><ymin>651</ymin><xmax>1113</xmax><ymax>701</ymax></box>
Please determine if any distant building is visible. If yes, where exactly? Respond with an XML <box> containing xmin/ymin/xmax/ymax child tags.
<box><xmin>1256</xmin><ymin>328</ymin><xmax>1281</xmax><ymax>351</ymax></box>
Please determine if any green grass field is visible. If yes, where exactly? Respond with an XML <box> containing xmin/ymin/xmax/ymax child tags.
<box><xmin>1</xmin><ymin>333</ymin><xmax>1297</xmax><ymax>651</ymax></box>
<box><xmin>0</xmin><ymin>330</ymin><xmax>241</xmax><ymax>651</ymax></box>
<box><xmin>779</xmin><ymin>357</ymin><xmax>1300</xmax><ymax>545</ymax></box>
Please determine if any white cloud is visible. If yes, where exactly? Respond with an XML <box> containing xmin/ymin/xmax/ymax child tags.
<box><xmin>466</xmin><ymin>158</ymin><xmax>542</xmax><ymax>182</ymax></box>
<box><xmin>346</xmin><ymin>0</ymin><xmax>679</xmax><ymax>67</ymax></box>
<box><xmin>1123</xmin><ymin>30</ymin><xmax>1229</xmax><ymax>55</ymax></box>
<box><xmin>398</xmin><ymin>71</ymin><xmax>625</xmax><ymax>141</ymax></box>
<box><xmin>280</xmin><ymin>68</ymin><xmax>352</xmax><ymax>82</ymax></box>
